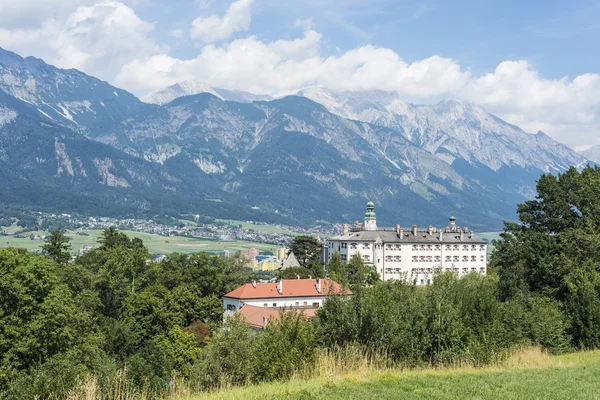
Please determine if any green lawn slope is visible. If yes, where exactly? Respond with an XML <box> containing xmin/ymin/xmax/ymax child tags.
<box><xmin>190</xmin><ymin>350</ymin><xmax>600</xmax><ymax>400</ymax></box>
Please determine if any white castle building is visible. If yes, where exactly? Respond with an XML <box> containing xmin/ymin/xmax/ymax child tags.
<box><xmin>325</xmin><ymin>201</ymin><xmax>488</xmax><ymax>284</ymax></box>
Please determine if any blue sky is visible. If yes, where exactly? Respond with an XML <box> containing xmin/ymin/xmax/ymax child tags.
<box><xmin>0</xmin><ymin>0</ymin><xmax>599</xmax><ymax>148</ymax></box>
<box><xmin>132</xmin><ymin>0</ymin><xmax>600</xmax><ymax>79</ymax></box>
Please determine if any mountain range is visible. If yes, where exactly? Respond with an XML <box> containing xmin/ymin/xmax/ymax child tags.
<box><xmin>0</xmin><ymin>47</ymin><xmax>592</xmax><ymax>230</ymax></box>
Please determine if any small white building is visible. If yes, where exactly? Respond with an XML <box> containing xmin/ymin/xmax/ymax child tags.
<box><xmin>325</xmin><ymin>202</ymin><xmax>488</xmax><ymax>285</ymax></box>
<box><xmin>222</xmin><ymin>278</ymin><xmax>350</xmax><ymax>313</ymax></box>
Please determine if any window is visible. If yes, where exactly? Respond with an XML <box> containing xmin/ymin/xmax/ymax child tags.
<box><xmin>471</xmin><ymin>245</ymin><xmax>477</xmax><ymax>251</ymax></box>
<box><xmin>363</xmin><ymin>255</ymin><xmax>371</xmax><ymax>262</ymax></box>
<box><xmin>304</xmin><ymin>301</ymin><xmax>308</xmax><ymax>306</ymax></box>
<box><xmin>395</xmin><ymin>256</ymin><xmax>401</xmax><ymax>262</ymax></box>
<box><xmin>385</xmin><ymin>255</ymin><xmax>392</xmax><ymax>262</ymax></box>
<box><xmin>350</xmin><ymin>243</ymin><xmax>357</xmax><ymax>249</ymax></box>
<box><xmin>272</xmin><ymin>303</ymin><xmax>277</xmax><ymax>307</ymax></box>
<box><xmin>412</xmin><ymin>245</ymin><xmax>418</xmax><ymax>251</ymax></box>
<box><xmin>445</xmin><ymin>245</ymin><xmax>452</xmax><ymax>251</ymax></box>
<box><xmin>453</xmin><ymin>245</ymin><xmax>459</xmax><ymax>251</ymax></box>
<box><xmin>481</xmin><ymin>255</ymin><xmax>485</xmax><ymax>261</ymax></box>
<box><xmin>427</xmin><ymin>245</ymin><xmax>432</xmax><ymax>251</ymax></box>
<box><xmin>420</xmin><ymin>245</ymin><xmax>426</xmax><ymax>251</ymax></box>
<box><xmin>386</xmin><ymin>244</ymin><xmax>393</xmax><ymax>250</ymax></box>
<box><xmin>396</xmin><ymin>244</ymin><xmax>402</xmax><ymax>250</ymax></box>
<box><xmin>435</xmin><ymin>256</ymin><xmax>441</xmax><ymax>262</ymax></box>
<box><xmin>435</xmin><ymin>245</ymin><xmax>441</xmax><ymax>250</ymax></box>
<box><xmin>363</xmin><ymin>243</ymin><xmax>370</xmax><ymax>249</ymax></box>
<box><xmin>295</xmin><ymin>302</ymin><xmax>300</xmax><ymax>306</ymax></box>
<box><xmin>471</xmin><ymin>255</ymin><xmax>477</xmax><ymax>262</ymax></box>
<box><xmin>412</xmin><ymin>255</ymin><xmax>418</xmax><ymax>262</ymax></box>
<box><xmin>445</xmin><ymin>256</ymin><xmax>451</xmax><ymax>262</ymax></box>
<box><xmin>462</xmin><ymin>256</ymin><xmax>469</xmax><ymax>262</ymax></box>
<box><xmin>264</xmin><ymin>303</ymin><xmax>268</xmax><ymax>307</ymax></box>
<box><xmin>463</xmin><ymin>245</ymin><xmax>469</xmax><ymax>251</ymax></box>
<box><xmin>341</xmin><ymin>254</ymin><xmax>347</xmax><ymax>262</ymax></box>
<box><xmin>227</xmin><ymin>304</ymin><xmax>236</xmax><ymax>311</ymax></box>
<box><xmin>480</xmin><ymin>245</ymin><xmax>486</xmax><ymax>251</ymax></box>
<box><xmin>453</xmin><ymin>256</ymin><xmax>460</xmax><ymax>262</ymax></box>
<box><xmin>313</xmin><ymin>302</ymin><xmax>319</xmax><ymax>308</ymax></box>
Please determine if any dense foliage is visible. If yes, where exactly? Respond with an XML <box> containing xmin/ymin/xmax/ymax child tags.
<box><xmin>0</xmin><ymin>229</ymin><xmax>255</xmax><ymax>399</ymax></box>
<box><xmin>491</xmin><ymin>165</ymin><xmax>600</xmax><ymax>349</ymax></box>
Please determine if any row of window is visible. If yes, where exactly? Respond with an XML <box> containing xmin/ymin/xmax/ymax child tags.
<box><xmin>263</xmin><ymin>302</ymin><xmax>320</xmax><ymax>308</ymax></box>
<box><xmin>334</xmin><ymin>243</ymin><xmax>486</xmax><ymax>251</ymax></box>
<box><xmin>385</xmin><ymin>255</ymin><xmax>402</xmax><ymax>262</ymax></box>
<box><xmin>410</xmin><ymin>255</ymin><xmax>485</xmax><ymax>263</ymax></box>
<box><xmin>411</xmin><ymin>267</ymin><xmax>486</xmax><ymax>274</ymax></box>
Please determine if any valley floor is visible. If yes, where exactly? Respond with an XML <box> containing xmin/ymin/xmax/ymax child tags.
<box><xmin>190</xmin><ymin>350</ymin><xmax>600</xmax><ymax>400</ymax></box>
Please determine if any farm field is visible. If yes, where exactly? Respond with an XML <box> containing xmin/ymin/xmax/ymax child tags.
<box><xmin>192</xmin><ymin>350</ymin><xmax>600</xmax><ymax>400</ymax></box>
<box><xmin>0</xmin><ymin>227</ymin><xmax>278</xmax><ymax>255</ymax></box>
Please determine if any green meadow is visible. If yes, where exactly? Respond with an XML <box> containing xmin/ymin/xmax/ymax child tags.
<box><xmin>0</xmin><ymin>226</ymin><xmax>278</xmax><ymax>255</ymax></box>
<box><xmin>190</xmin><ymin>349</ymin><xmax>600</xmax><ymax>400</ymax></box>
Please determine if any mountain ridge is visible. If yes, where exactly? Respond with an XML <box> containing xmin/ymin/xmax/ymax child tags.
<box><xmin>0</xmin><ymin>48</ymin><xmax>592</xmax><ymax>230</ymax></box>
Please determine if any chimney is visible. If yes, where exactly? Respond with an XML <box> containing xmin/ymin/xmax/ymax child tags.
<box><xmin>412</xmin><ymin>224</ymin><xmax>417</xmax><ymax>236</ymax></box>
<box><xmin>439</xmin><ymin>231</ymin><xmax>443</xmax><ymax>242</ymax></box>
<box><xmin>469</xmin><ymin>230</ymin><xmax>474</xmax><ymax>239</ymax></box>
<box><xmin>428</xmin><ymin>225</ymin><xmax>433</xmax><ymax>235</ymax></box>
<box><xmin>460</xmin><ymin>232</ymin><xmax>464</xmax><ymax>242</ymax></box>
<box><xmin>277</xmin><ymin>280</ymin><xmax>283</xmax><ymax>294</ymax></box>
<box><xmin>252</xmin><ymin>280</ymin><xmax>256</xmax><ymax>288</ymax></box>
<box><xmin>400</xmin><ymin>227</ymin><xmax>404</xmax><ymax>240</ymax></box>
<box><xmin>316</xmin><ymin>278</ymin><xmax>322</xmax><ymax>293</ymax></box>
<box><xmin>395</xmin><ymin>224</ymin><xmax>400</xmax><ymax>233</ymax></box>
<box><xmin>343</xmin><ymin>224</ymin><xmax>349</xmax><ymax>234</ymax></box>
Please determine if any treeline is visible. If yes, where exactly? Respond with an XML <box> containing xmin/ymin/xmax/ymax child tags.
<box><xmin>2</xmin><ymin>166</ymin><xmax>600</xmax><ymax>399</ymax></box>
<box><xmin>0</xmin><ymin>227</ymin><xmax>255</xmax><ymax>399</ymax></box>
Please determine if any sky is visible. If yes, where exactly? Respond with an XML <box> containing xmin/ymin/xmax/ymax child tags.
<box><xmin>0</xmin><ymin>0</ymin><xmax>599</xmax><ymax>149</ymax></box>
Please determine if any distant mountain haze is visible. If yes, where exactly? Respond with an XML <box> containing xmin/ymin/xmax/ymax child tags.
<box><xmin>0</xmin><ymin>47</ymin><xmax>592</xmax><ymax>230</ymax></box>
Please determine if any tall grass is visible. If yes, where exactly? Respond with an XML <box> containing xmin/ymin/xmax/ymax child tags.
<box><xmin>64</xmin><ymin>346</ymin><xmax>564</xmax><ymax>400</ymax></box>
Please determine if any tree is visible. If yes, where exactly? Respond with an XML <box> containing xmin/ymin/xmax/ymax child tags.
<box><xmin>42</xmin><ymin>230</ymin><xmax>72</xmax><ymax>265</ymax></box>
<box><xmin>308</xmin><ymin>258</ymin><xmax>326</xmax><ymax>279</ymax></box>
<box><xmin>327</xmin><ymin>251</ymin><xmax>347</xmax><ymax>285</ymax></box>
<box><xmin>289</xmin><ymin>235</ymin><xmax>322</xmax><ymax>268</ymax></box>
<box><xmin>347</xmin><ymin>253</ymin><xmax>379</xmax><ymax>286</ymax></box>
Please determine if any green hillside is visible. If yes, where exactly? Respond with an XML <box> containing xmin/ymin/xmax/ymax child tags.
<box><xmin>192</xmin><ymin>350</ymin><xmax>600</xmax><ymax>400</ymax></box>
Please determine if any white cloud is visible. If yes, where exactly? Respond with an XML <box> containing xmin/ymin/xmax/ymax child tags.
<box><xmin>190</xmin><ymin>0</ymin><xmax>253</xmax><ymax>43</ymax></box>
<box><xmin>116</xmin><ymin>30</ymin><xmax>600</xmax><ymax>148</ymax></box>
<box><xmin>0</xmin><ymin>1</ymin><xmax>165</xmax><ymax>82</ymax></box>
<box><xmin>0</xmin><ymin>0</ymin><xmax>96</xmax><ymax>29</ymax></box>
<box><xmin>169</xmin><ymin>29</ymin><xmax>185</xmax><ymax>39</ymax></box>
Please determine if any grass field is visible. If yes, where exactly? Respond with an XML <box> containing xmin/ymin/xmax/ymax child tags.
<box><xmin>189</xmin><ymin>349</ymin><xmax>600</xmax><ymax>400</ymax></box>
<box><xmin>215</xmin><ymin>218</ymin><xmax>297</xmax><ymax>235</ymax></box>
<box><xmin>0</xmin><ymin>227</ymin><xmax>278</xmax><ymax>255</ymax></box>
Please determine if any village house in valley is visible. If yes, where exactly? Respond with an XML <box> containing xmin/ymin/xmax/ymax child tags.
<box><xmin>222</xmin><ymin>278</ymin><xmax>351</xmax><ymax>329</ymax></box>
<box><xmin>325</xmin><ymin>202</ymin><xmax>488</xmax><ymax>284</ymax></box>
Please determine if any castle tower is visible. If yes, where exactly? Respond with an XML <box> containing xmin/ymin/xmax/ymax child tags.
<box><xmin>364</xmin><ymin>201</ymin><xmax>377</xmax><ymax>231</ymax></box>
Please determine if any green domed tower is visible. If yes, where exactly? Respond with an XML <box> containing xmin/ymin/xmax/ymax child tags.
<box><xmin>364</xmin><ymin>200</ymin><xmax>377</xmax><ymax>231</ymax></box>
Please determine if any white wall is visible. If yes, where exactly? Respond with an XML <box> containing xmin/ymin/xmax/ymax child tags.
<box><xmin>326</xmin><ymin>238</ymin><xmax>487</xmax><ymax>285</ymax></box>
<box><xmin>224</xmin><ymin>295</ymin><xmax>328</xmax><ymax>311</ymax></box>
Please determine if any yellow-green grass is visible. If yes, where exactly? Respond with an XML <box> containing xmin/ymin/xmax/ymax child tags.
<box><xmin>0</xmin><ymin>229</ymin><xmax>278</xmax><ymax>255</ymax></box>
<box><xmin>188</xmin><ymin>350</ymin><xmax>600</xmax><ymax>400</ymax></box>
<box><xmin>215</xmin><ymin>219</ymin><xmax>297</xmax><ymax>235</ymax></box>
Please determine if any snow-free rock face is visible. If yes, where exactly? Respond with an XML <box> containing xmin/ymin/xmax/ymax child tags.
<box><xmin>0</xmin><ymin>47</ymin><xmax>145</xmax><ymax>134</ymax></box>
<box><xmin>581</xmin><ymin>145</ymin><xmax>600</xmax><ymax>164</ymax></box>
<box><xmin>297</xmin><ymin>87</ymin><xmax>588</xmax><ymax>173</ymax></box>
<box><xmin>144</xmin><ymin>79</ymin><xmax>273</xmax><ymax>105</ymax></box>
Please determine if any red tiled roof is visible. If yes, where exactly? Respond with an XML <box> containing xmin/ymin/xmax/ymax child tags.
<box><xmin>223</xmin><ymin>279</ymin><xmax>351</xmax><ymax>299</ymax></box>
<box><xmin>237</xmin><ymin>304</ymin><xmax>318</xmax><ymax>329</ymax></box>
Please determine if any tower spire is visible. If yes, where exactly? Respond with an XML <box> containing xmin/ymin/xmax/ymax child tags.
<box><xmin>364</xmin><ymin>200</ymin><xmax>377</xmax><ymax>231</ymax></box>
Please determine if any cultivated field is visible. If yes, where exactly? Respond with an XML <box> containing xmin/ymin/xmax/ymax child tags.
<box><xmin>190</xmin><ymin>349</ymin><xmax>600</xmax><ymax>400</ymax></box>
<box><xmin>0</xmin><ymin>227</ymin><xmax>278</xmax><ymax>255</ymax></box>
